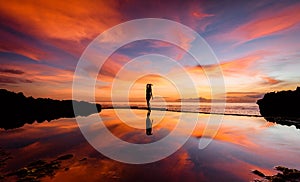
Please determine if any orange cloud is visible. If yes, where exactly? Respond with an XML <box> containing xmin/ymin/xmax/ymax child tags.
<box><xmin>97</xmin><ymin>53</ymin><xmax>132</xmax><ymax>82</ymax></box>
<box><xmin>0</xmin><ymin>0</ymin><xmax>122</xmax><ymax>41</ymax></box>
<box><xmin>0</xmin><ymin>63</ymin><xmax>75</xmax><ymax>99</ymax></box>
<box><xmin>0</xmin><ymin>0</ymin><xmax>123</xmax><ymax>60</ymax></box>
<box><xmin>188</xmin><ymin>51</ymin><xmax>269</xmax><ymax>77</ymax></box>
<box><xmin>260</xmin><ymin>76</ymin><xmax>281</xmax><ymax>85</ymax></box>
<box><xmin>23</xmin><ymin>65</ymin><xmax>73</xmax><ymax>83</ymax></box>
<box><xmin>0</xmin><ymin>29</ymin><xmax>51</xmax><ymax>61</ymax></box>
<box><xmin>182</xmin><ymin>50</ymin><xmax>291</xmax><ymax>96</ymax></box>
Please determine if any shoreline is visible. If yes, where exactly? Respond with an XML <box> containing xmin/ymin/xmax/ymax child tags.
<box><xmin>101</xmin><ymin>106</ymin><xmax>262</xmax><ymax>118</ymax></box>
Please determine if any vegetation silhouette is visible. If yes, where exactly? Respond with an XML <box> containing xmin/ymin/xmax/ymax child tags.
<box><xmin>0</xmin><ymin>89</ymin><xmax>101</xmax><ymax>130</ymax></box>
<box><xmin>257</xmin><ymin>87</ymin><xmax>300</xmax><ymax>128</ymax></box>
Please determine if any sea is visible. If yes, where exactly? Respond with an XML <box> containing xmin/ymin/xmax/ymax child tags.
<box><xmin>2</xmin><ymin>101</ymin><xmax>300</xmax><ymax>181</ymax></box>
<box><xmin>100</xmin><ymin>101</ymin><xmax>260</xmax><ymax>116</ymax></box>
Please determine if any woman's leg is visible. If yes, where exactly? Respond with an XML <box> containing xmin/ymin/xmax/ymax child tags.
<box><xmin>147</xmin><ymin>98</ymin><xmax>150</xmax><ymax>110</ymax></box>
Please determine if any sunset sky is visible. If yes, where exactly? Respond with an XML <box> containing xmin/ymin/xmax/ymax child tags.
<box><xmin>0</xmin><ymin>0</ymin><xmax>300</xmax><ymax>103</ymax></box>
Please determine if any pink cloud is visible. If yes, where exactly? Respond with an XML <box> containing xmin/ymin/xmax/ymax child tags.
<box><xmin>236</xmin><ymin>5</ymin><xmax>300</xmax><ymax>41</ymax></box>
<box><xmin>212</xmin><ymin>3</ymin><xmax>300</xmax><ymax>45</ymax></box>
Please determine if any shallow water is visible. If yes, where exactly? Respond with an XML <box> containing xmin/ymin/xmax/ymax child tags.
<box><xmin>101</xmin><ymin>102</ymin><xmax>261</xmax><ymax>116</ymax></box>
<box><xmin>1</xmin><ymin>109</ymin><xmax>300</xmax><ymax>181</ymax></box>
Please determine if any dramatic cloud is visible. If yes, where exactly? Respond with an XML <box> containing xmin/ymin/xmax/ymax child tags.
<box><xmin>0</xmin><ymin>0</ymin><xmax>299</xmax><ymax>101</ymax></box>
<box><xmin>234</xmin><ymin>4</ymin><xmax>300</xmax><ymax>43</ymax></box>
<box><xmin>0</xmin><ymin>76</ymin><xmax>32</xmax><ymax>84</ymax></box>
<box><xmin>0</xmin><ymin>0</ymin><xmax>123</xmax><ymax>62</ymax></box>
<box><xmin>0</xmin><ymin>68</ymin><xmax>24</xmax><ymax>75</ymax></box>
<box><xmin>260</xmin><ymin>76</ymin><xmax>282</xmax><ymax>85</ymax></box>
<box><xmin>187</xmin><ymin>50</ymin><xmax>269</xmax><ymax>77</ymax></box>
<box><xmin>0</xmin><ymin>0</ymin><xmax>122</xmax><ymax>41</ymax></box>
<box><xmin>212</xmin><ymin>2</ymin><xmax>300</xmax><ymax>45</ymax></box>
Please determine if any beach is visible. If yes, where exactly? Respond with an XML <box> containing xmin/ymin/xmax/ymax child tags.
<box><xmin>2</xmin><ymin>1</ymin><xmax>300</xmax><ymax>181</ymax></box>
<box><xmin>1</xmin><ymin>109</ymin><xmax>300</xmax><ymax>181</ymax></box>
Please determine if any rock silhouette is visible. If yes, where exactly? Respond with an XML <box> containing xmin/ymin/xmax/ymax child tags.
<box><xmin>252</xmin><ymin>166</ymin><xmax>300</xmax><ymax>181</ymax></box>
<box><xmin>0</xmin><ymin>89</ymin><xmax>101</xmax><ymax>130</ymax></box>
<box><xmin>257</xmin><ymin>87</ymin><xmax>300</xmax><ymax>128</ymax></box>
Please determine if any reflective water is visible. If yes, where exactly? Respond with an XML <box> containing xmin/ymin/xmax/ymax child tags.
<box><xmin>101</xmin><ymin>102</ymin><xmax>260</xmax><ymax>116</ymax></box>
<box><xmin>1</xmin><ymin>109</ymin><xmax>300</xmax><ymax>181</ymax></box>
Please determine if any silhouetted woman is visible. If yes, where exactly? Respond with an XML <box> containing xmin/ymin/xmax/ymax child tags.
<box><xmin>146</xmin><ymin>84</ymin><xmax>153</xmax><ymax>110</ymax></box>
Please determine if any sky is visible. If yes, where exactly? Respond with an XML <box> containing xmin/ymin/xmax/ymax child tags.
<box><xmin>0</xmin><ymin>0</ymin><xmax>300</xmax><ymax>103</ymax></box>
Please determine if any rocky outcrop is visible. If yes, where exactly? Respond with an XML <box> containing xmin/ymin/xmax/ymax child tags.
<box><xmin>252</xmin><ymin>166</ymin><xmax>300</xmax><ymax>181</ymax></box>
<box><xmin>0</xmin><ymin>89</ymin><xmax>101</xmax><ymax>130</ymax></box>
<box><xmin>257</xmin><ymin>87</ymin><xmax>300</xmax><ymax>128</ymax></box>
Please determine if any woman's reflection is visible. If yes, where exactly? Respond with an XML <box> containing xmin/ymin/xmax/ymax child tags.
<box><xmin>146</xmin><ymin>111</ymin><xmax>153</xmax><ymax>135</ymax></box>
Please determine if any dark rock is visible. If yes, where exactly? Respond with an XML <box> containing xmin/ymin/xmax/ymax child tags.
<box><xmin>5</xmin><ymin>156</ymin><xmax>73</xmax><ymax>182</ymax></box>
<box><xmin>79</xmin><ymin>157</ymin><xmax>87</xmax><ymax>161</ymax></box>
<box><xmin>0</xmin><ymin>148</ymin><xmax>11</xmax><ymax>180</ymax></box>
<box><xmin>0</xmin><ymin>89</ymin><xmax>101</xmax><ymax>130</ymax></box>
<box><xmin>0</xmin><ymin>148</ymin><xmax>11</xmax><ymax>168</ymax></box>
<box><xmin>56</xmin><ymin>154</ymin><xmax>74</xmax><ymax>161</ymax></box>
<box><xmin>257</xmin><ymin>87</ymin><xmax>300</xmax><ymax>128</ymax></box>
<box><xmin>252</xmin><ymin>166</ymin><xmax>300</xmax><ymax>182</ymax></box>
<box><xmin>252</xmin><ymin>170</ymin><xmax>265</xmax><ymax>177</ymax></box>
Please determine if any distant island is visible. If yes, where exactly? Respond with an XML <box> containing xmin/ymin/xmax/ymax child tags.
<box><xmin>257</xmin><ymin>87</ymin><xmax>300</xmax><ymax>128</ymax></box>
<box><xmin>0</xmin><ymin>89</ymin><xmax>101</xmax><ymax>130</ymax></box>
